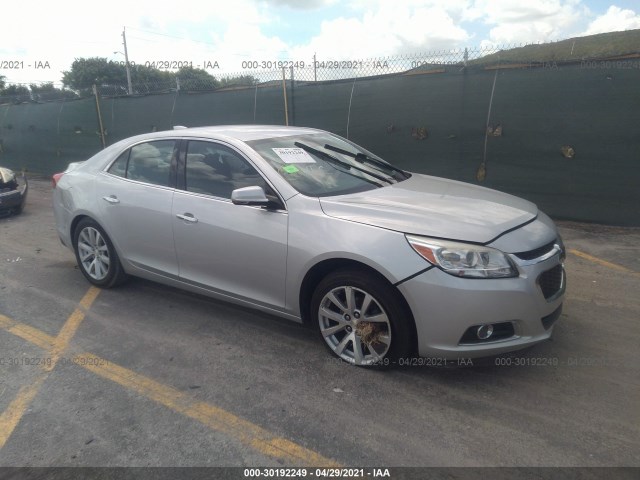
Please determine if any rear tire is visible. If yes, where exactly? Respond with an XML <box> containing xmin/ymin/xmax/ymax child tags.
<box><xmin>73</xmin><ymin>218</ymin><xmax>127</xmax><ymax>288</ymax></box>
<box><xmin>311</xmin><ymin>268</ymin><xmax>414</xmax><ymax>367</ymax></box>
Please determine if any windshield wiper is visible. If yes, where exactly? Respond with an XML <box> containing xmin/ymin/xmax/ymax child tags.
<box><xmin>294</xmin><ymin>142</ymin><xmax>393</xmax><ymax>185</ymax></box>
<box><xmin>293</xmin><ymin>143</ymin><xmax>383</xmax><ymax>188</ymax></box>
<box><xmin>323</xmin><ymin>143</ymin><xmax>410</xmax><ymax>179</ymax></box>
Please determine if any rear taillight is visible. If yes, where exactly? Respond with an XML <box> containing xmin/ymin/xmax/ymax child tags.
<box><xmin>52</xmin><ymin>173</ymin><xmax>64</xmax><ymax>188</ymax></box>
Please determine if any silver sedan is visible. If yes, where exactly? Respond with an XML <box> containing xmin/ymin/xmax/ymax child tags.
<box><xmin>52</xmin><ymin>125</ymin><xmax>565</xmax><ymax>367</ymax></box>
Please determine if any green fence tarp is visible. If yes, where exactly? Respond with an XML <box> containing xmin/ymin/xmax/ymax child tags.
<box><xmin>1</xmin><ymin>63</ymin><xmax>638</xmax><ymax>225</ymax></box>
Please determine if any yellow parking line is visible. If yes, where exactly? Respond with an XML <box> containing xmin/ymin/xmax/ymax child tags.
<box><xmin>0</xmin><ymin>314</ymin><xmax>55</xmax><ymax>351</ymax></box>
<box><xmin>45</xmin><ymin>288</ymin><xmax>100</xmax><ymax>372</ymax></box>
<box><xmin>79</xmin><ymin>352</ymin><xmax>340</xmax><ymax>466</ymax></box>
<box><xmin>78</xmin><ymin>287</ymin><xmax>101</xmax><ymax>310</ymax></box>
<box><xmin>0</xmin><ymin>310</ymin><xmax>340</xmax><ymax>466</ymax></box>
<box><xmin>0</xmin><ymin>287</ymin><xmax>100</xmax><ymax>448</ymax></box>
<box><xmin>0</xmin><ymin>375</ymin><xmax>48</xmax><ymax>448</ymax></box>
<box><xmin>568</xmin><ymin>249</ymin><xmax>638</xmax><ymax>275</ymax></box>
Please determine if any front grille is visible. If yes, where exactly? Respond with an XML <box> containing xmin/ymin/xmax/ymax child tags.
<box><xmin>538</xmin><ymin>265</ymin><xmax>564</xmax><ymax>299</ymax></box>
<box><xmin>514</xmin><ymin>240</ymin><xmax>556</xmax><ymax>261</ymax></box>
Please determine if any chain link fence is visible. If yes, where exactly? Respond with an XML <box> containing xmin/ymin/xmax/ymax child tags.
<box><xmin>0</xmin><ymin>83</ymin><xmax>77</xmax><ymax>105</ymax></box>
<box><xmin>95</xmin><ymin>47</ymin><xmax>496</xmax><ymax>97</ymax></box>
<box><xmin>2</xmin><ymin>37</ymin><xmax>640</xmax><ymax>224</ymax></box>
<box><xmin>5</xmin><ymin>38</ymin><xmax>637</xmax><ymax>102</ymax></box>
<box><xmin>94</xmin><ymin>40</ymin><xmax>640</xmax><ymax>97</ymax></box>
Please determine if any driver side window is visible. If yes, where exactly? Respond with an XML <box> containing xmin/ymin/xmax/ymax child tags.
<box><xmin>185</xmin><ymin>141</ymin><xmax>268</xmax><ymax>199</ymax></box>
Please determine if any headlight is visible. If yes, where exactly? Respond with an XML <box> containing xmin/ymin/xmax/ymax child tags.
<box><xmin>406</xmin><ymin>235</ymin><xmax>518</xmax><ymax>278</ymax></box>
<box><xmin>556</xmin><ymin>234</ymin><xmax>566</xmax><ymax>262</ymax></box>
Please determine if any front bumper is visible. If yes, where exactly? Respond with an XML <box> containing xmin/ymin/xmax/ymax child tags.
<box><xmin>0</xmin><ymin>177</ymin><xmax>28</xmax><ymax>216</ymax></box>
<box><xmin>398</xmin><ymin>251</ymin><xmax>565</xmax><ymax>359</ymax></box>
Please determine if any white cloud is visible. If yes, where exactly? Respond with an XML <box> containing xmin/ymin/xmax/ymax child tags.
<box><xmin>262</xmin><ymin>0</ymin><xmax>337</xmax><ymax>9</ymax></box>
<box><xmin>211</xmin><ymin>23</ymin><xmax>291</xmax><ymax>73</ymax></box>
<box><xmin>582</xmin><ymin>5</ymin><xmax>640</xmax><ymax>35</ymax></box>
<box><xmin>3</xmin><ymin>0</ymin><xmax>639</xmax><ymax>86</ymax></box>
<box><xmin>290</xmin><ymin>2</ymin><xmax>470</xmax><ymax>61</ymax></box>
<box><xmin>473</xmin><ymin>0</ymin><xmax>587</xmax><ymax>45</ymax></box>
<box><xmin>0</xmin><ymin>0</ymin><xmax>274</xmax><ymax>85</ymax></box>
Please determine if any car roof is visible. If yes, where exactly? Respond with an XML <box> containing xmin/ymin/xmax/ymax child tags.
<box><xmin>77</xmin><ymin>125</ymin><xmax>330</xmax><ymax>174</ymax></box>
<box><xmin>170</xmin><ymin>125</ymin><xmax>323</xmax><ymax>142</ymax></box>
<box><xmin>95</xmin><ymin>126</ymin><xmax>329</xmax><ymax>157</ymax></box>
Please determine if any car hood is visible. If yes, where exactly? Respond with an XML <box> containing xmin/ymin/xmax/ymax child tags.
<box><xmin>319</xmin><ymin>173</ymin><xmax>538</xmax><ymax>244</ymax></box>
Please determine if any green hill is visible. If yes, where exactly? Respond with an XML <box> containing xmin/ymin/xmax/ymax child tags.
<box><xmin>471</xmin><ymin>29</ymin><xmax>640</xmax><ymax>65</ymax></box>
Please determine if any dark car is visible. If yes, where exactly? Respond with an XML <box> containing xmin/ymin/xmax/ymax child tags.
<box><xmin>0</xmin><ymin>167</ymin><xmax>28</xmax><ymax>216</ymax></box>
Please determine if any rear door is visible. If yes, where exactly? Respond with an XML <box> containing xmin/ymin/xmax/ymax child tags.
<box><xmin>172</xmin><ymin>139</ymin><xmax>288</xmax><ymax>308</ymax></box>
<box><xmin>96</xmin><ymin>139</ymin><xmax>179</xmax><ymax>276</ymax></box>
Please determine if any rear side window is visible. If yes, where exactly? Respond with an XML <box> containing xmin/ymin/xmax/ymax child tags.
<box><xmin>107</xmin><ymin>140</ymin><xmax>176</xmax><ymax>187</ymax></box>
<box><xmin>108</xmin><ymin>151</ymin><xmax>129</xmax><ymax>178</ymax></box>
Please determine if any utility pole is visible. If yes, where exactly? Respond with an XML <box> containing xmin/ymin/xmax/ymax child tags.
<box><xmin>122</xmin><ymin>27</ymin><xmax>133</xmax><ymax>95</ymax></box>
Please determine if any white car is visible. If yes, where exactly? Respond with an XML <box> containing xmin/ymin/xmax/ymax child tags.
<box><xmin>53</xmin><ymin>125</ymin><xmax>566</xmax><ymax>367</ymax></box>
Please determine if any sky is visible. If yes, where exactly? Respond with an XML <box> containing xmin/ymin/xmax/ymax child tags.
<box><xmin>1</xmin><ymin>0</ymin><xmax>639</xmax><ymax>86</ymax></box>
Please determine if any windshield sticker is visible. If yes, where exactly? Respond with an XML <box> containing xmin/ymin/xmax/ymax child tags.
<box><xmin>282</xmin><ymin>165</ymin><xmax>299</xmax><ymax>174</ymax></box>
<box><xmin>272</xmin><ymin>147</ymin><xmax>316</xmax><ymax>164</ymax></box>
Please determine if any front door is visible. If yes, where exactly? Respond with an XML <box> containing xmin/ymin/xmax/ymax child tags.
<box><xmin>172</xmin><ymin>140</ymin><xmax>288</xmax><ymax>309</ymax></box>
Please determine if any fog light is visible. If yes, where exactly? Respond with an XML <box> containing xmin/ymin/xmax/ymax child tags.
<box><xmin>459</xmin><ymin>322</ymin><xmax>514</xmax><ymax>345</ymax></box>
<box><xmin>476</xmin><ymin>324</ymin><xmax>494</xmax><ymax>340</ymax></box>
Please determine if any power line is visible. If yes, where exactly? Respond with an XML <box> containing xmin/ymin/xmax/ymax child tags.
<box><xmin>124</xmin><ymin>26</ymin><xmax>292</xmax><ymax>56</ymax></box>
<box><xmin>126</xmin><ymin>26</ymin><xmax>217</xmax><ymax>45</ymax></box>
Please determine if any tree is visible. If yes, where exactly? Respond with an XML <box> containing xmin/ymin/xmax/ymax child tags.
<box><xmin>175</xmin><ymin>66</ymin><xmax>219</xmax><ymax>91</ymax></box>
<box><xmin>0</xmin><ymin>75</ymin><xmax>5</xmax><ymax>90</ymax></box>
<box><xmin>62</xmin><ymin>57</ymin><xmax>129</xmax><ymax>90</ymax></box>
<box><xmin>29</xmin><ymin>82</ymin><xmax>57</xmax><ymax>93</ymax></box>
<box><xmin>60</xmin><ymin>57</ymin><xmax>252</xmax><ymax>96</ymax></box>
<box><xmin>63</xmin><ymin>57</ymin><xmax>176</xmax><ymax>95</ymax></box>
<box><xmin>29</xmin><ymin>82</ymin><xmax>79</xmax><ymax>101</ymax></box>
<box><xmin>219</xmin><ymin>75</ymin><xmax>258</xmax><ymax>88</ymax></box>
<box><xmin>129</xmin><ymin>63</ymin><xmax>174</xmax><ymax>85</ymax></box>
<box><xmin>0</xmin><ymin>83</ymin><xmax>31</xmax><ymax>104</ymax></box>
<box><xmin>1</xmin><ymin>84</ymin><xmax>30</xmax><ymax>95</ymax></box>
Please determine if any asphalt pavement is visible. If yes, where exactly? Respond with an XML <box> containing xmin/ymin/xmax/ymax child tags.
<box><xmin>0</xmin><ymin>178</ymin><xmax>638</xmax><ymax>470</ymax></box>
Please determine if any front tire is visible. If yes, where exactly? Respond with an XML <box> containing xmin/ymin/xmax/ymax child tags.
<box><xmin>311</xmin><ymin>268</ymin><xmax>414</xmax><ymax>367</ymax></box>
<box><xmin>73</xmin><ymin>218</ymin><xmax>127</xmax><ymax>288</ymax></box>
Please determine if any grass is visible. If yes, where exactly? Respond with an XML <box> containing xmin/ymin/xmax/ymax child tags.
<box><xmin>470</xmin><ymin>29</ymin><xmax>640</xmax><ymax>65</ymax></box>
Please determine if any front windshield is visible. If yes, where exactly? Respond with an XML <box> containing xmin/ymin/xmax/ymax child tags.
<box><xmin>246</xmin><ymin>132</ymin><xmax>409</xmax><ymax>197</ymax></box>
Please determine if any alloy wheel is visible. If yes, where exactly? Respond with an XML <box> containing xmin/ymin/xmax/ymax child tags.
<box><xmin>77</xmin><ymin>226</ymin><xmax>111</xmax><ymax>281</ymax></box>
<box><xmin>318</xmin><ymin>285</ymin><xmax>392</xmax><ymax>365</ymax></box>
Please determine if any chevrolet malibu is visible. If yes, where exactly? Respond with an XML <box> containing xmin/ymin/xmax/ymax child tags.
<box><xmin>52</xmin><ymin>126</ymin><xmax>565</xmax><ymax>367</ymax></box>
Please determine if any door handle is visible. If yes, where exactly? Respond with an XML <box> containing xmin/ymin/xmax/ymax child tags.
<box><xmin>102</xmin><ymin>195</ymin><xmax>120</xmax><ymax>204</ymax></box>
<box><xmin>176</xmin><ymin>213</ymin><xmax>198</xmax><ymax>223</ymax></box>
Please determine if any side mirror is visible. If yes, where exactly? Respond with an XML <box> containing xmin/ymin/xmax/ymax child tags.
<box><xmin>231</xmin><ymin>186</ymin><xmax>269</xmax><ymax>206</ymax></box>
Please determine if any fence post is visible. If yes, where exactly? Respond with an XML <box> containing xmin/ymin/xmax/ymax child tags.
<box><xmin>281</xmin><ymin>67</ymin><xmax>289</xmax><ymax>126</ymax></box>
<box><xmin>290</xmin><ymin>66</ymin><xmax>295</xmax><ymax>126</ymax></box>
<box><xmin>92</xmin><ymin>84</ymin><xmax>106</xmax><ymax>149</ymax></box>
